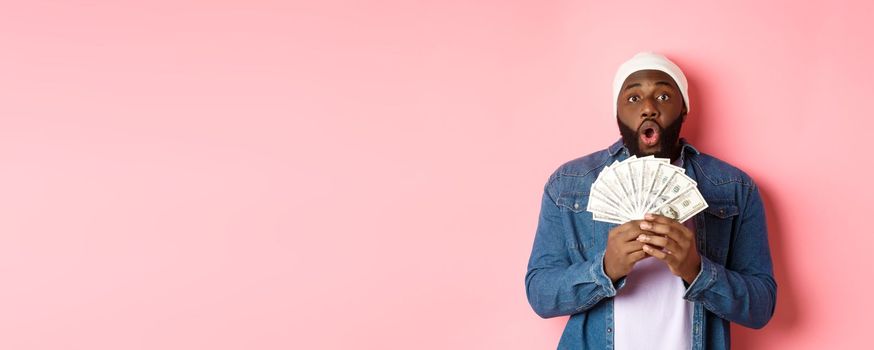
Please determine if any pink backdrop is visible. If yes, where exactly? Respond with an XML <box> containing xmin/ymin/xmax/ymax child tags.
<box><xmin>0</xmin><ymin>1</ymin><xmax>870</xmax><ymax>349</ymax></box>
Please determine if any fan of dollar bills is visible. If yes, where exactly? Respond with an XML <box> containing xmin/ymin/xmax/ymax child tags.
<box><xmin>587</xmin><ymin>156</ymin><xmax>708</xmax><ymax>224</ymax></box>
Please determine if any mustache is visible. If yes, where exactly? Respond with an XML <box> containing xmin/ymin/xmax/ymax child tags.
<box><xmin>637</xmin><ymin>119</ymin><xmax>662</xmax><ymax>132</ymax></box>
<box><xmin>617</xmin><ymin>115</ymin><xmax>685</xmax><ymax>159</ymax></box>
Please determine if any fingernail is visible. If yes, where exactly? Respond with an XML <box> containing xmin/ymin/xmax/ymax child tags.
<box><xmin>642</xmin><ymin>245</ymin><xmax>650</xmax><ymax>251</ymax></box>
<box><xmin>639</xmin><ymin>222</ymin><xmax>651</xmax><ymax>230</ymax></box>
<box><xmin>637</xmin><ymin>234</ymin><xmax>648</xmax><ymax>242</ymax></box>
<box><xmin>645</xmin><ymin>213</ymin><xmax>654</xmax><ymax>220</ymax></box>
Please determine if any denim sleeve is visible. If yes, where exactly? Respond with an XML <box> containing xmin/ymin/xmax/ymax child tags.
<box><xmin>682</xmin><ymin>183</ymin><xmax>777</xmax><ymax>329</ymax></box>
<box><xmin>525</xmin><ymin>183</ymin><xmax>626</xmax><ymax>319</ymax></box>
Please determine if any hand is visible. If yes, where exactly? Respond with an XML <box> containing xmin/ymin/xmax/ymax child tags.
<box><xmin>603</xmin><ymin>220</ymin><xmax>649</xmax><ymax>282</ymax></box>
<box><xmin>636</xmin><ymin>213</ymin><xmax>701</xmax><ymax>284</ymax></box>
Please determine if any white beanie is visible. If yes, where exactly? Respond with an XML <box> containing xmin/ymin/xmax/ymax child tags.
<box><xmin>612</xmin><ymin>52</ymin><xmax>690</xmax><ymax>118</ymax></box>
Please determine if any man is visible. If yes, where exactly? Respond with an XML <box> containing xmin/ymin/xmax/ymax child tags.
<box><xmin>524</xmin><ymin>52</ymin><xmax>776</xmax><ymax>350</ymax></box>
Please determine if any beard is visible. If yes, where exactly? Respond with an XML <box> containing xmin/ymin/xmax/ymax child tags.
<box><xmin>617</xmin><ymin>112</ymin><xmax>685</xmax><ymax>160</ymax></box>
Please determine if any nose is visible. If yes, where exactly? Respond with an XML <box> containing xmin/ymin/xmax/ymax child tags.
<box><xmin>640</xmin><ymin>98</ymin><xmax>659</xmax><ymax>119</ymax></box>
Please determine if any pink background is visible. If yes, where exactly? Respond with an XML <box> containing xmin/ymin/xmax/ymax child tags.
<box><xmin>0</xmin><ymin>1</ymin><xmax>871</xmax><ymax>349</ymax></box>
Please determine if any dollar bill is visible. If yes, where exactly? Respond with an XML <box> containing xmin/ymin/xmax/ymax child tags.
<box><xmin>653</xmin><ymin>185</ymin><xmax>708</xmax><ymax>223</ymax></box>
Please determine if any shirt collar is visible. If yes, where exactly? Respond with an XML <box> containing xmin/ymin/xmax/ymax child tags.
<box><xmin>607</xmin><ymin>137</ymin><xmax>701</xmax><ymax>158</ymax></box>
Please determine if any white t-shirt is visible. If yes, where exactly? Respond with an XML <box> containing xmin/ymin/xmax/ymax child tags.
<box><xmin>613</xmin><ymin>156</ymin><xmax>695</xmax><ymax>350</ymax></box>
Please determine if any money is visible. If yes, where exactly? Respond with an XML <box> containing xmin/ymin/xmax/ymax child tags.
<box><xmin>657</xmin><ymin>186</ymin><xmax>707</xmax><ymax>223</ymax></box>
<box><xmin>587</xmin><ymin>156</ymin><xmax>707</xmax><ymax>223</ymax></box>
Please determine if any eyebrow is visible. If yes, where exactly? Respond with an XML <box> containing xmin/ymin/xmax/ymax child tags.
<box><xmin>623</xmin><ymin>81</ymin><xmax>675</xmax><ymax>91</ymax></box>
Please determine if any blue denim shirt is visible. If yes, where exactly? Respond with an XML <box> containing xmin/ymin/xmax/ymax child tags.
<box><xmin>524</xmin><ymin>138</ymin><xmax>777</xmax><ymax>349</ymax></box>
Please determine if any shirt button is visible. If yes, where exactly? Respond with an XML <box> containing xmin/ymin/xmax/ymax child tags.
<box><xmin>607</xmin><ymin>327</ymin><xmax>612</xmax><ymax>333</ymax></box>
<box><xmin>574</xmin><ymin>203</ymin><xmax>580</xmax><ymax>209</ymax></box>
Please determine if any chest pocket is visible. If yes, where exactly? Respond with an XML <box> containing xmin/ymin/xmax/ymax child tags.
<box><xmin>556</xmin><ymin>191</ymin><xmax>596</xmax><ymax>257</ymax></box>
<box><xmin>701</xmin><ymin>201</ymin><xmax>739</xmax><ymax>265</ymax></box>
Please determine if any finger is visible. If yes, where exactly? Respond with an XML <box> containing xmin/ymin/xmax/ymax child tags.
<box><xmin>615</xmin><ymin>220</ymin><xmax>647</xmax><ymax>242</ymax></box>
<box><xmin>644</xmin><ymin>214</ymin><xmax>693</xmax><ymax>239</ymax></box>
<box><xmin>629</xmin><ymin>250</ymin><xmax>647</xmax><ymax>262</ymax></box>
<box><xmin>639</xmin><ymin>220</ymin><xmax>672</xmax><ymax>234</ymax></box>
<box><xmin>637</xmin><ymin>233</ymin><xmax>669</xmax><ymax>248</ymax></box>
<box><xmin>642</xmin><ymin>243</ymin><xmax>672</xmax><ymax>261</ymax></box>
<box><xmin>622</xmin><ymin>240</ymin><xmax>645</xmax><ymax>254</ymax></box>
<box><xmin>644</xmin><ymin>213</ymin><xmax>681</xmax><ymax>225</ymax></box>
<box><xmin>609</xmin><ymin>221</ymin><xmax>636</xmax><ymax>237</ymax></box>
<box><xmin>639</xmin><ymin>220</ymin><xmax>688</xmax><ymax>242</ymax></box>
<box><xmin>638</xmin><ymin>234</ymin><xmax>681</xmax><ymax>255</ymax></box>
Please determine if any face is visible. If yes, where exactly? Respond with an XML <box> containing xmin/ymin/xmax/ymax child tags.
<box><xmin>616</xmin><ymin>70</ymin><xmax>687</xmax><ymax>160</ymax></box>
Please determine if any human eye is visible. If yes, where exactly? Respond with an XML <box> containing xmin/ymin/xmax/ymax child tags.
<box><xmin>627</xmin><ymin>95</ymin><xmax>640</xmax><ymax>103</ymax></box>
<box><xmin>657</xmin><ymin>93</ymin><xmax>670</xmax><ymax>102</ymax></box>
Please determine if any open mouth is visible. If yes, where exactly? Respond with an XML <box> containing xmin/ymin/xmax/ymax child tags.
<box><xmin>639</xmin><ymin>120</ymin><xmax>661</xmax><ymax>146</ymax></box>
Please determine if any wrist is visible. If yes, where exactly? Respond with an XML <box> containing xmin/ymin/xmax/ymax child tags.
<box><xmin>682</xmin><ymin>257</ymin><xmax>702</xmax><ymax>284</ymax></box>
<box><xmin>602</xmin><ymin>258</ymin><xmax>621</xmax><ymax>283</ymax></box>
<box><xmin>604</xmin><ymin>265</ymin><xmax>619</xmax><ymax>282</ymax></box>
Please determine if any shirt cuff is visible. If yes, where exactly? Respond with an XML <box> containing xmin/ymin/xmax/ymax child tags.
<box><xmin>591</xmin><ymin>250</ymin><xmax>625</xmax><ymax>297</ymax></box>
<box><xmin>683</xmin><ymin>254</ymin><xmax>718</xmax><ymax>301</ymax></box>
